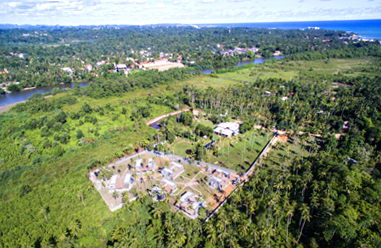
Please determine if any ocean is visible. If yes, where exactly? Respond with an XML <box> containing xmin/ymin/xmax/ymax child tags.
<box><xmin>198</xmin><ymin>19</ymin><xmax>381</xmax><ymax>40</ymax></box>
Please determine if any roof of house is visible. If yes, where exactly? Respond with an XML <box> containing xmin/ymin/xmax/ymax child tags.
<box><xmin>214</xmin><ymin>122</ymin><xmax>240</xmax><ymax>136</ymax></box>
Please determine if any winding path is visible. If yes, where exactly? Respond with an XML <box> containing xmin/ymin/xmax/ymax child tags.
<box><xmin>146</xmin><ymin>108</ymin><xmax>190</xmax><ymax>126</ymax></box>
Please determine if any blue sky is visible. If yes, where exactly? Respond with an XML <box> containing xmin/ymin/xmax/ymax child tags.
<box><xmin>0</xmin><ymin>0</ymin><xmax>380</xmax><ymax>25</ymax></box>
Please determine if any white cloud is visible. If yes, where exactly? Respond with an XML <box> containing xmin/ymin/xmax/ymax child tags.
<box><xmin>0</xmin><ymin>0</ymin><xmax>380</xmax><ymax>25</ymax></box>
<box><xmin>7</xmin><ymin>2</ymin><xmax>22</xmax><ymax>8</ymax></box>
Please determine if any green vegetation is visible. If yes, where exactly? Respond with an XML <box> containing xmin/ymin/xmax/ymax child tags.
<box><xmin>0</xmin><ymin>32</ymin><xmax>381</xmax><ymax>247</ymax></box>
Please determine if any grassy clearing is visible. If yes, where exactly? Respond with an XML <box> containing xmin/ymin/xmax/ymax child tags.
<box><xmin>215</xmin><ymin>58</ymin><xmax>374</xmax><ymax>83</ymax></box>
<box><xmin>204</xmin><ymin>130</ymin><xmax>272</xmax><ymax>172</ymax></box>
<box><xmin>262</xmin><ymin>135</ymin><xmax>312</xmax><ymax>169</ymax></box>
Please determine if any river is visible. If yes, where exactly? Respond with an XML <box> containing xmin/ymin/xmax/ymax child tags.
<box><xmin>0</xmin><ymin>56</ymin><xmax>283</xmax><ymax>107</ymax></box>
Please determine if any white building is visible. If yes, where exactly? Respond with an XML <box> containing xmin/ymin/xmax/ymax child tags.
<box><xmin>161</xmin><ymin>167</ymin><xmax>174</xmax><ymax>180</ymax></box>
<box><xmin>115</xmin><ymin>64</ymin><xmax>127</xmax><ymax>70</ymax></box>
<box><xmin>85</xmin><ymin>64</ymin><xmax>93</xmax><ymax>71</ymax></box>
<box><xmin>148</xmin><ymin>158</ymin><xmax>156</xmax><ymax>169</ymax></box>
<box><xmin>135</xmin><ymin>159</ymin><xmax>143</xmax><ymax>169</ymax></box>
<box><xmin>62</xmin><ymin>67</ymin><xmax>73</xmax><ymax>75</ymax></box>
<box><xmin>214</xmin><ymin>122</ymin><xmax>240</xmax><ymax>137</ymax></box>
<box><xmin>123</xmin><ymin>173</ymin><xmax>135</xmax><ymax>191</ymax></box>
<box><xmin>207</xmin><ymin>175</ymin><xmax>227</xmax><ymax>191</ymax></box>
<box><xmin>107</xmin><ymin>175</ymin><xmax>118</xmax><ymax>190</ymax></box>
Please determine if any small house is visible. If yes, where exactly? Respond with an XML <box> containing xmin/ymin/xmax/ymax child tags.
<box><xmin>161</xmin><ymin>167</ymin><xmax>174</xmax><ymax>180</ymax></box>
<box><xmin>123</xmin><ymin>173</ymin><xmax>135</xmax><ymax>191</ymax></box>
<box><xmin>148</xmin><ymin>158</ymin><xmax>156</xmax><ymax>169</ymax></box>
<box><xmin>135</xmin><ymin>159</ymin><xmax>143</xmax><ymax>169</ymax></box>
<box><xmin>214</xmin><ymin>122</ymin><xmax>240</xmax><ymax>137</ymax></box>
<box><xmin>208</xmin><ymin>175</ymin><xmax>227</xmax><ymax>191</ymax></box>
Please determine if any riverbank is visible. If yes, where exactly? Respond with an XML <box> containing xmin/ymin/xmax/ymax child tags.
<box><xmin>0</xmin><ymin>95</ymin><xmax>54</xmax><ymax>114</ymax></box>
<box><xmin>0</xmin><ymin>102</ymin><xmax>20</xmax><ymax>113</ymax></box>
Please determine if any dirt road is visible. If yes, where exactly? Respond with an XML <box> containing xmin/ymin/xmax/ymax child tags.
<box><xmin>146</xmin><ymin>108</ymin><xmax>190</xmax><ymax>126</ymax></box>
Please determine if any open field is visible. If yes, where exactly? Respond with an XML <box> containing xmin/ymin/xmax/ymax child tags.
<box><xmin>216</xmin><ymin>58</ymin><xmax>375</xmax><ymax>82</ymax></box>
<box><xmin>204</xmin><ymin>130</ymin><xmax>272</xmax><ymax>172</ymax></box>
<box><xmin>166</xmin><ymin>129</ymin><xmax>272</xmax><ymax>173</ymax></box>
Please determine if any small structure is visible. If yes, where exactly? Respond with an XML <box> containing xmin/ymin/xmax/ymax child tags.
<box><xmin>161</xmin><ymin>179</ymin><xmax>177</xmax><ymax>194</ymax></box>
<box><xmin>149</xmin><ymin>185</ymin><xmax>165</xmax><ymax>201</ymax></box>
<box><xmin>96</xmin><ymin>61</ymin><xmax>106</xmax><ymax>66</ymax></box>
<box><xmin>123</xmin><ymin>173</ymin><xmax>135</xmax><ymax>191</ymax></box>
<box><xmin>348</xmin><ymin>158</ymin><xmax>358</xmax><ymax>165</ymax></box>
<box><xmin>115</xmin><ymin>64</ymin><xmax>128</xmax><ymax>72</ymax></box>
<box><xmin>135</xmin><ymin>159</ymin><xmax>143</xmax><ymax>169</ymax></box>
<box><xmin>264</xmin><ymin>91</ymin><xmax>272</xmax><ymax>96</ymax></box>
<box><xmin>148</xmin><ymin>158</ymin><xmax>156</xmax><ymax>169</ymax></box>
<box><xmin>204</xmin><ymin>140</ymin><xmax>216</xmax><ymax>149</ymax></box>
<box><xmin>343</xmin><ymin>121</ymin><xmax>350</xmax><ymax>132</ymax></box>
<box><xmin>177</xmin><ymin>191</ymin><xmax>205</xmax><ymax>219</ymax></box>
<box><xmin>107</xmin><ymin>175</ymin><xmax>118</xmax><ymax>190</ymax></box>
<box><xmin>62</xmin><ymin>67</ymin><xmax>73</xmax><ymax>75</ymax></box>
<box><xmin>84</xmin><ymin>64</ymin><xmax>93</xmax><ymax>71</ymax></box>
<box><xmin>169</xmin><ymin>162</ymin><xmax>184</xmax><ymax>178</ymax></box>
<box><xmin>214</xmin><ymin>122</ymin><xmax>240</xmax><ymax>137</ymax></box>
<box><xmin>161</xmin><ymin>167</ymin><xmax>174</xmax><ymax>180</ymax></box>
<box><xmin>0</xmin><ymin>68</ymin><xmax>8</xmax><ymax>75</ymax></box>
<box><xmin>208</xmin><ymin>175</ymin><xmax>227</xmax><ymax>191</ymax></box>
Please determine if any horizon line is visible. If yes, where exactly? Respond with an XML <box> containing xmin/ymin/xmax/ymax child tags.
<box><xmin>0</xmin><ymin>18</ymin><xmax>380</xmax><ymax>27</ymax></box>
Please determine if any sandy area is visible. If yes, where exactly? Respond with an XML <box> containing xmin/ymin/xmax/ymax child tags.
<box><xmin>0</xmin><ymin>102</ymin><xmax>20</xmax><ymax>113</ymax></box>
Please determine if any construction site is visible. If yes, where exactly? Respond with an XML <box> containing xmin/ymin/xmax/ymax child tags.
<box><xmin>89</xmin><ymin>150</ymin><xmax>242</xmax><ymax>219</ymax></box>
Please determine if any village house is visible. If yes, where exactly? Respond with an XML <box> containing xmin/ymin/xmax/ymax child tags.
<box><xmin>264</xmin><ymin>91</ymin><xmax>272</xmax><ymax>96</ymax></box>
<box><xmin>62</xmin><ymin>67</ymin><xmax>73</xmax><ymax>75</ymax></box>
<box><xmin>106</xmin><ymin>174</ymin><xmax>118</xmax><ymax>192</ymax></box>
<box><xmin>115</xmin><ymin>64</ymin><xmax>128</xmax><ymax>71</ymax></box>
<box><xmin>148</xmin><ymin>158</ymin><xmax>157</xmax><ymax>170</ymax></box>
<box><xmin>96</xmin><ymin>61</ymin><xmax>106</xmax><ymax>66</ymax></box>
<box><xmin>135</xmin><ymin>159</ymin><xmax>143</xmax><ymax>170</ymax></box>
<box><xmin>207</xmin><ymin>175</ymin><xmax>227</xmax><ymax>191</ymax></box>
<box><xmin>177</xmin><ymin>191</ymin><xmax>205</xmax><ymax>219</ymax></box>
<box><xmin>84</xmin><ymin>64</ymin><xmax>93</xmax><ymax>71</ymax></box>
<box><xmin>123</xmin><ymin>173</ymin><xmax>135</xmax><ymax>191</ymax></box>
<box><xmin>161</xmin><ymin>178</ymin><xmax>177</xmax><ymax>194</ymax></box>
<box><xmin>161</xmin><ymin>167</ymin><xmax>174</xmax><ymax>180</ymax></box>
<box><xmin>169</xmin><ymin>161</ymin><xmax>184</xmax><ymax>178</ymax></box>
<box><xmin>214</xmin><ymin>122</ymin><xmax>240</xmax><ymax>137</ymax></box>
<box><xmin>149</xmin><ymin>185</ymin><xmax>165</xmax><ymax>201</ymax></box>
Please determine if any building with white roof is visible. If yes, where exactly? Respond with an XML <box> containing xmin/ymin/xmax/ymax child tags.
<box><xmin>62</xmin><ymin>67</ymin><xmax>73</xmax><ymax>75</ymax></box>
<box><xmin>123</xmin><ymin>173</ymin><xmax>135</xmax><ymax>191</ymax></box>
<box><xmin>214</xmin><ymin>122</ymin><xmax>240</xmax><ymax>137</ymax></box>
<box><xmin>135</xmin><ymin>159</ymin><xmax>143</xmax><ymax>169</ymax></box>
<box><xmin>107</xmin><ymin>175</ymin><xmax>118</xmax><ymax>190</ymax></box>
<box><xmin>207</xmin><ymin>175</ymin><xmax>227</xmax><ymax>191</ymax></box>
<box><xmin>161</xmin><ymin>167</ymin><xmax>174</xmax><ymax>180</ymax></box>
<box><xmin>148</xmin><ymin>158</ymin><xmax>156</xmax><ymax>169</ymax></box>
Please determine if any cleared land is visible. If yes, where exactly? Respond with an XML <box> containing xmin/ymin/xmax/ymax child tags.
<box><xmin>90</xmin><ymin>151</ymin><xmax>241</xmax><ymax>218</ymax></box>
<box><xmin>167</xmin><ymin>129</ymin><xmax>272</xmax><ymax>172</ymax></box>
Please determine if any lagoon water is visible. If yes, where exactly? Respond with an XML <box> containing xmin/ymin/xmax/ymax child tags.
<box><xmin>0</xmin><ymin>83</ymin><xmax>88</xmax><ymax>107</ymax></box>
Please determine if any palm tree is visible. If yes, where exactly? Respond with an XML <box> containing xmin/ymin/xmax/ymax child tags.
<box><xmin>297</xmin><ymin>203</ymin><xmax>311</xmax><ymax>242</ymax></box>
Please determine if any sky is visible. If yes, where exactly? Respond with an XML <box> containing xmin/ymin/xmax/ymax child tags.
<box><xmin>0</xmin><ymin>0</ymin><xmax>380</xmax><ymax>25</ymax></box>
